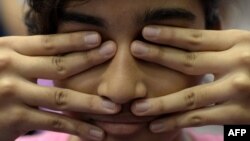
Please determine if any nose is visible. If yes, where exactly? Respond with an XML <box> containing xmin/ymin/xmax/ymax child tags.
<box><xmin>97</xmin><ymin>43</ymin><xmax>147</xmax><ymax>104</ymax></box>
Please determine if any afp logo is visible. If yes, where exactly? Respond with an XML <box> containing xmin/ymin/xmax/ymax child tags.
<box><xmin>224</xmin><ymin>125</ymin><xmax>250</xmax><ymax>141</ymax></box>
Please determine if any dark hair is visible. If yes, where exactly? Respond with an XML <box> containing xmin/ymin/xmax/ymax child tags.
<box><xmin>25</xmin><ymin>0</ymin><xmax>220</xmax><ymax>34</ymax></box>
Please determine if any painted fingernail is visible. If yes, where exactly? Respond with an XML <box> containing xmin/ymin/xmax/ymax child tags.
<box><xmin>89</xmin><ymin>128</ymin><xmax>104</xmax><ymax>141</ymax></box>
<box><xmin>131</xmin><ymin>42</ymin><xmax>149</xmax><ymax>56</ymax></box>
<box><xmin>99</xmin><ymin>42</ymin><xmax>115</xmax><ymax>58</ymax></box>
<box><xmin>143</xmin><ymin>27</ymin><xmax>160</xmax><ymax>38</ymax></box>
<box><xmin>134</xmin><ymin>100</ymin><xmax>150</xmax><ymax>113</ymax></box>
<box><xmin>150</xmin><ymin>122</ymin><xmax>166</xmax><ymax>133</ymax></box>
<box><xmin>84</xmin><ymin>33</ymin><xmax>100</xmax><ymax>47</ymax></box>
<box><xmin>102</xmin><ymin>99</ymin><xmax>117</xmax><ymax>113</ymax></box>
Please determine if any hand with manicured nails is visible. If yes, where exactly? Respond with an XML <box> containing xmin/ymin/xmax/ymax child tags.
<box><xmin>0</xmin><ymin>32</ymin><xmax>120</xmax><ymax>141</ymax></box>
<box><xmin>131</xmin><ymin>26</ymin><xmax>250</xmax><ymax>133</ymax></box>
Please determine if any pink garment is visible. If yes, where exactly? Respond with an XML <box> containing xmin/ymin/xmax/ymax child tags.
<box><xmin>188</xmin><ymin>130</ymin><xmax>223</xmax><ymax>141</ymax></box>
<box><xmin>16</xmin><ymin>132</ymin><xmax>69</xmax><ymax>141</ymax></box>
<box><xmin>16</xmin><ymin>131</ymin><xmax>223</xmax><ymax>141</ymax></box>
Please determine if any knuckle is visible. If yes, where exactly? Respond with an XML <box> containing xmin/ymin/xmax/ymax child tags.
<box><xmin>51</xmin><ymin>56</ymin><xmax>68</xmax><ymax>79</ymax></box>
<box><xmin>0</xmin><ymin>54</ymin><xmax>11</xmax><ymax>70</ymax></box>
<box><xmin>49</xmin><ymin>118</ymin><xmax>66</xmax><ymax>131</ymax></box>
<box><xmin>53</xmin><ymin>90</ymin><xmax>68</xmax><ymax>109</ymax></box>
<box><xmin>41</xmin><ymin>35</ymin><xmax>57</xmax><ymax>53</ymax></box>
<box><xmin>0</xmin><ymin>37</ymin><xmax>12</xmax><ymax>47</ymax></box>
<box><xmin>188</xmin><ymin>114</ymin><xmax>206</xmax><ymax>126</ymax></box>
<box><xmin>187</xmin><ymin>31</ymin><xmax>203</xmax><ymax>49</ymax></box>
<box><xmin>182</xmin><ymin>52</ymin><xmax>197</xmax><ymax>74</ymax></box>
<box><xmin>231</xmin><ymin>75</ymin><xmax>250</xmax><ymax>92</ymax></box>
<box><xmin>9</xmin><ymin>108</ymin><xmax>27</xmax><ymax>127</ymax></box>
<box><xmin>184</xmin><ymin>90</ymin><xmax>196</xmax><ymax>109</ymax></box>
<box><xmin>239</xmin><ymin>52</ymin><xmax>250</xmax><ymax>65</ymax></box>
<box><xmin>0</xmin><ymin>78</ymin><xmax>16</xmax><ymax>97</ymax></box>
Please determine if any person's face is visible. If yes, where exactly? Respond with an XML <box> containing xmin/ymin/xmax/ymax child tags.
<box><xmin>56</xmin><ymin>0</ymin><xmax>205</xmax><ymax>141</ymax></box>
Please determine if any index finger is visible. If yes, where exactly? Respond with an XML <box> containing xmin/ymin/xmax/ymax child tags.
<box><xmin>132</xmin><ymin>77</ymin><xmax>232</xmax><ymax>116</ymax></box>
<box><xmin>142</xmin><ymin>26</ymin><xmax>250</xmax><ymax>51</ymax></box>
<box><xmin>1</xmin><ymin>31</ymin><xmax>101</xmax><ymax>56</ymax></box>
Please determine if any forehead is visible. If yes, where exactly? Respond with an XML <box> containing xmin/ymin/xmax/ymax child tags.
<box><xmin>65</xmin><ymin>0</ymin><xmax>203</xmax><ymax>15</ymax></box>
<box><xmin>64</xmin><ymin>0</ymin><xmax>204</xmax><ymax>30</ymax></box>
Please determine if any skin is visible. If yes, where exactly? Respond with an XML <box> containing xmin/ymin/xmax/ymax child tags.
<box><xmin>55</xmin><ymin>0</ymin><xmax>206</xmax><ymax>141</ymax></box>
<box><xmin>0</xmin><ymin>0</ymin><xmax>27</xmax><ymax>35</ymax></box>
<box><xmin>131</xmin><ymin>25</ymin><xmax>250</xmax><ymax>132</ymax></box>
<box><xmin>1</xmin><ymin>0</ymin><xmax>249</xmax><ymax>141</ymax></box>
<box><xmin>0</xmin><ymin>31</ymin><xmax>121</xmax><ymax>141</ymax></box>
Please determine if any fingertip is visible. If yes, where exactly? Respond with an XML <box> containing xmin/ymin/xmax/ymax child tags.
<box><xmin>99</xmin><ymin>41</ymin><xmax>117</xmax><ymax>58</ymax></box>
<box><xmin>149</xmin><ymin>121</ymin><xmax>167</xmax><ymax>133</ymax></box>
<box><xmin>130</xmin><ymin>41</ymin><xmax>149</xmax><ymax>56</ymax></box>
<box><xmin>131</xmin><ymin>103</ymin><xmax>142</xmax><ymax>116</ymax></box>
<box><xmin>131</xmin><ymin>99</ymin><xmax>150</xmax><ymax>116</ymax></box>
<box><xmin>142</xmin><ymin>26</ymin><xmax>160</xmax><ymax>40</ymax></box>
<box><xmin>88</xmin><ymin>127</ymin><xmax>105</xmax><ymax>141</ymax></box>
<box><xmin>101</xmin><ymin>98</ymin><xmax>121</xmax><ymax>114</ymax></box>
<box><xmin>83</xmin><ymin>31</ymin><xmax>102</xmax><ymax>49</ymax></box>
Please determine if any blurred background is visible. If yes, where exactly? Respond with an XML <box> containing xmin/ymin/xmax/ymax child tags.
<box><xmin>0</xmin><ymin>0</ymin><xmax>27</xmax><ymax>36</ymax></box>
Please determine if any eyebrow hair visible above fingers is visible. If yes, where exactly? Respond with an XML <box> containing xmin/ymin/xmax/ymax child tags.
<box><xmin>60</xmin><ymin>8</ymin><xmax>196</xmax><ymax>29</ymax></box>
<box><xmin>143</xmin><ymin>8</ymin><xmax>196</xmax><ymax>23</ymax></box>
<box><xmin>61</xmin><ymin>11</ymin><xmax>106</xmax><ymax>28</ymax></box>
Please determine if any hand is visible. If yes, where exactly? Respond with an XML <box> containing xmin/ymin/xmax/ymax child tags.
<box><xmin>0</xmin><ymin>32</ymin><xmax>120</xmax><ymax>141</ymax></box>
<box><xmin>130</xmin><ymin>26</ymin><xmax>250</xmax><ymax>133</ymax></box>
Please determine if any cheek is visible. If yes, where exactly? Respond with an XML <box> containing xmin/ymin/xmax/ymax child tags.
<box><xmin>54</xmin><ymin>64</ymin><xmax>106</xmax><ymax>95</ymax></box>
<box><xmin>139</xmin><ymin>63</ymin><xmax>202</xmax><ymax>98</ymax></box>
<box><xmin>54</xmin><ymin>62</ymin><xmax>203</xmax><ymax>97</ymax></box>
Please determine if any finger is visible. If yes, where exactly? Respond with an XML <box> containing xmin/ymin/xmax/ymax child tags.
<box><xmin>17</xmin><ymin>80</ymin><xmax>120</xmax><ymax>114</ymax></box>
<box><xmin>16</xmin><ymin>41</ymin><xmax>116</xmax><ymax>79</ymax></box>
<box><xmin>132</xmin><ymin>74</ymin><xmax>247</xmax><ymax>116</ymax></box>
<box><xmin>131</xmin><ymin>41</ymin><xmax>233</xmax><ymax>75</ymax></box>
<box><xmin>25</xmin><ymin>108</ymin><xmax>105</xmax><ymax>141</ymax></box>
<box><xmin>149</xmin><ymin>103</ymin><xmax>250</xmax><ymax>133</ymax></box>
<box><xmin>2</xmin><ymin>32</ymin><xmax>101</xmax><ymax>56</ymax></box>
<box><xmin>142</xmin><ymin>26</ymin><xmax>250</xmax><ymax>51</ymax></box>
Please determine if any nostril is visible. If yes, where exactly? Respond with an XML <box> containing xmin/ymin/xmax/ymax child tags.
<box><xmin>97</xmin><ymin>80</ymin><xmax>147</xmax><ymax>105</ymax></box>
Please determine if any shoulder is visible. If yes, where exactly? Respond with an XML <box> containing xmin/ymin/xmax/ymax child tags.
<box><xmin>16</xmin><ymin>131</ymin><xmax>69</xmax><ymax>141</ymax></box>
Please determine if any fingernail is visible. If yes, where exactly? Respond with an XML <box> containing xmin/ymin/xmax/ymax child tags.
<box><xmin>99</xmin><ymin>42</ymin><xmax>115</xmax><ymax>58</ymax></box>
<box><xmin>102</xmin><ymin>99</ymin><xmax>117</xmax><ymax>113</ymax></box>
<box><xmin>150</xmin><ymin>122</ymin><xmax>166</xmax><ymax>133</ymax></box>
<box><xmin>89</xmin><ymin>128</ymin><xmax>104</xmax><ymax>141</ymax></box>
<box><xmin>84</xmin><ymin>33</ymin><xmax>100</xmax><ymax>47</ymax></box>
<box><xmin>143</xmin><ymin>27</ymin><xmax>160</xmax><ymax>38</ymax></box>
<box><xmin>134</xmin><ymin>100</ymin><xmax>150</xmax><ymax>113</ymax></box>
<box><xmin>131</xmin><ymin>42</ymin><xmax>149</xmax><ymax>56</ymax></box>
